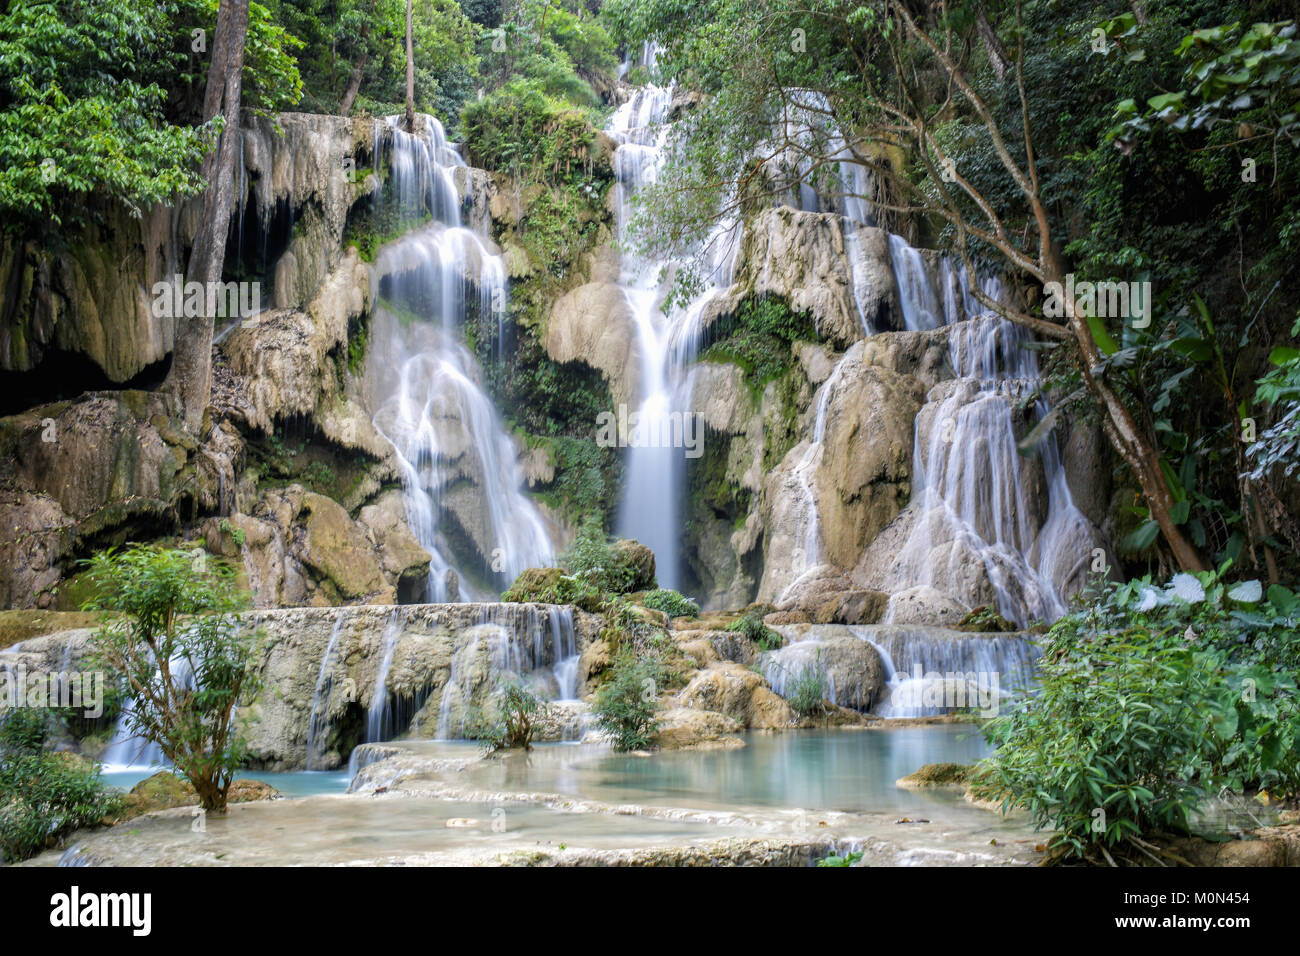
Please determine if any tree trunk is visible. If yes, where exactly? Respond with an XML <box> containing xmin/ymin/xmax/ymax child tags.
<box><xmin>337</xmin><ymin>23</ymin><xmax>371</xmax><ymax>116</ymax></box>
<box><xmin>404</xmin><ymin>0</ymin><xmax>415</xmax><ymax>132</ymax></box>
<box><xmin>169</xmin><ymin>0</ymin><xmax>250</xmax><ymax>433</ymax></box>
<box><xmin>976</xmin><ymin>11</ymin><xmax>1009</xmax><ymax>81</ymax></box>
<box><xmin>1044</xmin><ymin>257</ymin><xmax>1207</xmax><ymax>572</ymax></box>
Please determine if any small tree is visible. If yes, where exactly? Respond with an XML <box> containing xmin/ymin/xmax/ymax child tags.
<box><xmin>83</xmin><ymin>545</ymin><xmax>261</xmax><ymax>813</ymax></box>
<box><xmin>592</xmin><ymin>649</ymin><xmax>661</xmax><ymax>752</ymax></box>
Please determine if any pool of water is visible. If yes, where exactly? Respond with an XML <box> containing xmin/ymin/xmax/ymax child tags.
<box><xmin>101</xmin><ymin>769</ymin><xmax>352</xmax><ymax>799</ymax></box>
<box><xmin>37</xmin><ymin>726</ymin><xmax>1035</xmax><ymax>867</ymax></box>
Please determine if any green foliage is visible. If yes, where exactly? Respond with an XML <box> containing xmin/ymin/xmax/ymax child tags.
<box><xmin>980</xmin><ymin>569</ymin><xmax>1300</xmax><ymax>858</ymax></box>
<box><xmin>462</xmin><ymin>77</ymin><xmax>597</xmax><ymax>181</ymax></box>
<box><xmin>641</xmin><ymin>588</ymin><xmax>700</xmax><ymax>619</ymax></box>
<box><xmin>82</xmin><ymin>546</ymin><xmax>262</xmax><ymax>813</ymax></box>
<box><xmin>778</xmin><ymin>653</ymin><xmax>828</xmax><ymax>717</ymax></box>
<box><xmin>1110</xmin><ymin>19</ymin><xmax>1300</xmax><ymax>148</ymax></box>
<box><xmin>559</xmin><ymin>520</ymin><xmax>641</xmax><ymax>595</ymax></box>
<box><xmin>699</xmin><ymin>296</ymin><xmax>817</xmax><ymax>395</ymax></box>
<box><xmin>726</xmin><ymin>610</ymin><xmax>783</xmax><ymax>651</ymax></box>
<box><xmin>817</xmin><ymin>849</ymin><xmax>864</xmax><ymax>867</ymax></box>
<box><xmin>1248</xmin><ymin>314</ymin><xmax>1300</xmax><ymax>482</ymax></box>
<box><xmin>0</xmin><ymin>0</ymin><xmax>206</xmax><ymax>229</ymax></box>
<box><xmin>470</xmin><ymin>679</ymin><xmax>547</xmax><ymax>751</ymax></box>
<box><xmin>0</xmin><ymin>709</ymin><xmax>120</xmax><ymax>863</ymax></box>
<box><xmin>271</xmin><ymin>0</ymin><xmax>475</xmax><ymax>121</ymax></box>
<box><xmin>591</xmin><ymin>648</ymin><xmax>662</xmax><ymax>752</ymax></box>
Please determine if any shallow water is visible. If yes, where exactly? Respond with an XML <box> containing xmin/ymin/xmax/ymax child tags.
<box><xmin>101</xmin><ymin>769</ymin><xmax>352</xmax><ymax>799</ymax></box>
<box><xmin>39</xmin><ymin>727</ymin><xmax>1037</xmax><ymax>867</ymax></box>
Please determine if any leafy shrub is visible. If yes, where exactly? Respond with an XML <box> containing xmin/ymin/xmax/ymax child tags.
<box><xmin>817</xmin><ymin>849</ymin><xmax>864</xmax><ymax>867</ymax></box>
<box><xmin>780</xmin><ymin>655</ymin><xmax>829</xmax><ymax>718</ymax></box>
<box><xmin>698</xmin><ymin>296</ymin><xmax>818</xmax><ymax>394</ymax></box>
<box><xmin>0</xmin><ymin>709</ymin><xmax>120</xmax><ymax>863</ymax></box>
<box><xmin>558</xmin><ymin>521</ymin><xmax>647</xmax><ymax>595</ymax></box>
<box><xmin>641</xmin><ymin>588</ymin><xmax>700</xmax><ymax>619</ymax></box>
<box><xmin>82</xmin><ymin>546</ymin><xmax>263</xmax><ymax>813</ymax></box>
<box><xmin>979</xmin><ymin>568</ymin><xmax>1300</xmax><ymax>861</ymax></box>
<box><xmin>592</xmin><ymin>649</ymin><xmax>662</xmax><ymax>752</ymax></box>
<box><xmin>726</xmin><ymin>611</ymin><xmax>783</xmax><ymax>651</ymax></box>
<box><xmin>470</xmin><ymin>680</ymin><xmax>547</xmax><ymax>752</ymax></box>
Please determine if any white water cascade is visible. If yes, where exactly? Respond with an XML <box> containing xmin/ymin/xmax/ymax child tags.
<box><xmin>364</xmin><ymin>116</ymin><xmax>553</xmax><ymax>601</ymax></box>
<box><xmin>608</xmin><ymin>75</ymin><xmax>741</xmax><ymax>592</ymax></box>
<box><xmin>868</xmin><ymin>260</ymin><xmax>1098</xmax><ymax>625</ymax></box>
<box><xmin>433</xmin><ymin>604</ymin><xmax>580</xmax><ymax>739</ymax></box>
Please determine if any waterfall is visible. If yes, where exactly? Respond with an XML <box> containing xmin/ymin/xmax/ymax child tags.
<box><xmin>854</xmin><ymin>625</ymin><xmax>1039</xmax><ymax>719</ymax></box>
<box><xmin>363</xmin><ymin>609</ymin><xmax>403</xmax><ymax>742</ymax></box>
<box><xmin>304</xmin><ymin>614</ymin><xmax>348</xmax><ymax>769</ymax></box>
<box><xmin>364</xmin><ymin>116</ymin><xmax>553</xmax><ymax>601</ymax></box>
<box><xmin>776</xmin><ymin>357</ymin><xmax>850</xmax><ymax>603</ymax></box>
<box><xmin>868</xmin><ymin>239</ymin><xmax>1097</xmax><ymax>625</ymax></box>
<box><xmin>762</xmin><ymin>623</ymin><xmax>1038</xmax><ymax>718</ymax></box>
<box><xmin>432</xmin><ymin>604</ymin><xmax>579</xmax><ymax>739</ymax></box>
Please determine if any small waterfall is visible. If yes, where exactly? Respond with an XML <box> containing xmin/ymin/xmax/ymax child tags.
<box><xmin>888</xmin><ymin>235</ymin><xmax>943</xmax><ymax>332</ymax></box>
<box><xmin>305</xmin><ymin>614</ymin><xmax>348</xmax><ymax>769</ymax></box>
<box><xmin>364</xmin><ymin>116</ymin><xmax>554</xmax><ymax>600</ymax></box>
<box><xmin>868</xmin><ymin>240</ymin><xmax>1097</xmax><ymax>625</ymax></box>
<box><xmin>853</xmin><ymin>625</ymin><xmax>1039</xmax><ymax>719</ymax></box>
<box><xmin>775</xmin><ymin>358</ymin><xmax>849</xmax><ymax>602</ymax></box>
<box><xmin>432</xmin><ymin>604</ymin><xmax>579</xmax><ymax>739</ymax></box>
<box><xmin>363</xmin><ymin>610</ymin><xmax>403</xmax><ymax>743</ymax></box>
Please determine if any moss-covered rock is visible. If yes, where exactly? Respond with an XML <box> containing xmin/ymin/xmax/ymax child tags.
<box><xmin>896</xmin><ymin>762</ymin><xmax>972</xmax><ymax>789</ymax></box>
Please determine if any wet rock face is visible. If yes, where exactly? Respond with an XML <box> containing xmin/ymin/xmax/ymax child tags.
<box><xmin>237</xmin><ymin>603</ymin><xmax>592</xmax><ymax>771</ymax></box>
<box><xmin>0</xmin><ymin>113</ymin><xmax>374</xmax><ymax>393</ymax></box>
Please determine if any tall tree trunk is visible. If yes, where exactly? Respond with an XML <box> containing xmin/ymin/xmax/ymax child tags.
<box><xmin>337</xmin><ymin>23</ymin><xmax>372</xmax><ymax>116</ymax></box>
<box><xmin>1043</xmin><ymin>258</ymin><xmax>1207</xmax><ymax>572</ymax></box>
<box><xmin>976</xmin><ymin>11</ymin><xmax>1009</xmax><ymax>81</ymax></box>
<box><xmin>404</xmin><ymin>0</ymin><xmax>415</xmax><ymax>132</ymax></box>
<box><xmin>170</xmin><ymin>0</ymin><xmax>250</xmax><ymax>433</ymax></box>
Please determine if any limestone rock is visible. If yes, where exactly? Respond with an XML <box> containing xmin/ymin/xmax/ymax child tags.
<box><xmin>299</xmin><ymin>492</ymin><xmax>387</xmax><ymax>600</ymax></box>
<box><xmin>883</xmin><ymin>585</ymin><xmax>970</xmax><ymax>626</ymax></box>
<box><xmin>654</xmin><ymin>707</ymin><xmax>745</xmax><ymax>750</ymax></box>
<box><xmin>544</xmin><ymin>281</ymin><xmax>638</xmax><ymax>405</ymax></box>
<box><xmin>675</xmin><ymin>661</ymin><xmax>794</xmax><ymax>729</ymax></box>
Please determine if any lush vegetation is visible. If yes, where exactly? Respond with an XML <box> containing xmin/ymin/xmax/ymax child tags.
<box><xmin>725</xmin><ymin>608</ymin><xmax>783</xmax><ymax>652</ymax></box>
<box><xmin>82</xmin><ymin>546</ymin><xmax>263</xmax><ymax>812</ymax></box>
<box><xmin>699</xmin><ymin>296</ymin><xmax>818</xmax><ymax>395</ymax></box>
<box><xmin>641</xmin><ymin>588</ymin><xmax>699</xmax><ymax>619</ymax></box>
<box><xmin>606</xmin><ymin>0</ymin><xmax>1300</xmax><ymax>584</ymax></box>
<box><xmin>591</xmin><ymin>647</ymin><xmax>662</xmax><ymax>752</ymax></box>
<box><xmin>0</xmin><ymin>708</ymin><xmax>121</xmax><ymax>863</ymax></box>
<box><xmin>979</xmin><ymin>569</ymin><xmax>1300</xmax><ymax>862</ymax></box>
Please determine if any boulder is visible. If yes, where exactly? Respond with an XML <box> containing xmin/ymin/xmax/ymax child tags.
<box><xmin>544</xmin><ymin>281</ymin><xmax>638</xmax><ymax>405</ymax></box>
<box><xmin>610</xmin><ymin>539</ymin><xmax>656</xmax><ymax>592</ymax></box>
<box><xmin>299</xmin><ymin>492</ymin><xmax>387</xmax><ymax>600</ymax></box>
<box><xmin>675</xmin><ymin>661</ymin><xmax>794</xmax><ymax>729</ymax></box>
<box><xmin>654</xmin><ymin>707</ymin><xmax>745</xmax><ymax>750</ymax></box>
<box><xmin>896</xmin><ymin>762</ymin><xmax>972</xmax><ymax>789</ymax></box>
<box><xmin>884</xmin><ymin>585</ymin><xmax>969</xmax><ymax>626</ymax></box>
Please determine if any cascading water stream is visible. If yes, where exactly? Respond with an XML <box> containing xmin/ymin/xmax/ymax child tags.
<box><xmin>608</xmin><ymin>75</ymin><xmax>740</xmax><ymax>592</ymax></box>
<box><xmin>878</xmin><ymin>257</ymin><xmax>1095</xmax><ymax>624</ymax></box>
<box><xmin>364</xmin><ymin>116</ymin><xmax>553</xmax><ymax>602</ymax></box>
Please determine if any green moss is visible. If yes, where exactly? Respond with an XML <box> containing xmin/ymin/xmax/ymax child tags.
<box><xmin>697</xmin><ymin>296</ymin><xmax>817</xmax><ymax>396</ymax></box>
